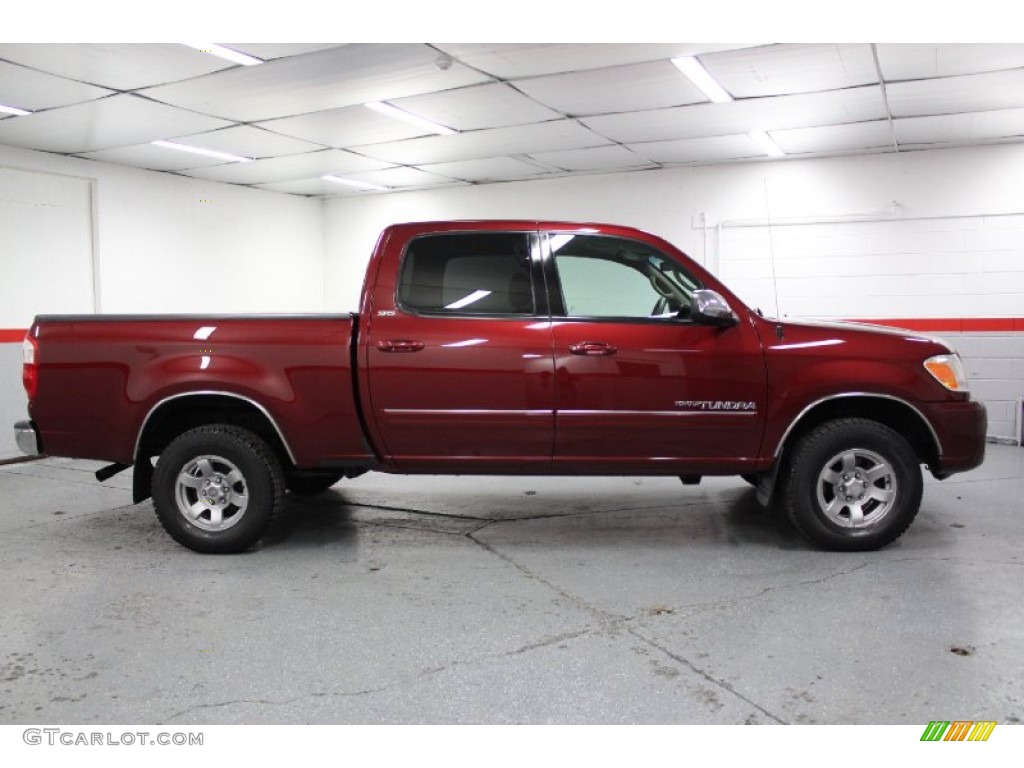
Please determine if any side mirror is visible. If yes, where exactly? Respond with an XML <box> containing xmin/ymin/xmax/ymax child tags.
<box><xmin>690</xmin><ymin>289</ymin><xmax>738</xmax><ymax>327</ymax></box>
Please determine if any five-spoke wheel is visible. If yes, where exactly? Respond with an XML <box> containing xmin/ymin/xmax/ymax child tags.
<box><xmin>782</xmin><ymin>418</ymin><xmax>923</xmax><ymax>551</ymax></box>
<box><xmin>153</xmin><ymin>425</ymin><xmax>284</xmax><ymax>553</ymax></box>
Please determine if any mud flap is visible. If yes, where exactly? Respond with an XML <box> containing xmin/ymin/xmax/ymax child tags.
<box><xmin>132</xmin><ymin>458</ymin><xmax>154</xmax><ymax>503</ymax></box>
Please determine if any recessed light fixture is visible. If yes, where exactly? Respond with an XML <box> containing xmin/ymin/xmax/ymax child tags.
<box><xmin>0</xmin><ymin>103</ymin><xmax>31</xmax><ymax>116</ymax></box>
<box><xmin>151</xmin><ymin>140</ymin><xmax>253</xmax><ymax>163</ymax></box>
<box><xmin>364</xmin><ymin>101</ymin><xmax>456</xmax><ymax>136</ymax></box>
<box><xmin>322</xmin><ymin>175</ymin><xmax>389</xmax><ymax>192</ymax></box>
<box><xmin>747</xmin><ymin>130</ymin><xmax>786</xmax><ymax>158</ymax></box>
<box><xmin>182</xmin><ymin>43</ymin><xmax>263</xmax><ymax>67</ymax></box>
<box><xmin>671</xmin><ymin>56</ymin><xmax>734</xmax><ymax>104</ymax></box>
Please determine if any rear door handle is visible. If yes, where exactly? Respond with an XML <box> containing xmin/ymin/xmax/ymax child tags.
<box><xmin>569</xmin><ymin>341</ymin><xmax>617</xmax><ymax>356</ymax></box>
<box><xmin>377</xmin><ymin>340</ymin><xmax>425</xmax><ymax>353</ymax></box>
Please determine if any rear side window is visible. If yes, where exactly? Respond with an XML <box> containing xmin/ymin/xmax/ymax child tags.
<box><xmin>398</xmin><ymin>233</ymin><xmax>535</xmax><ymax>315</ymax></box>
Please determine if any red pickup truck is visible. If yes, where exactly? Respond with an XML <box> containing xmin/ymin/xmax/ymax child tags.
<box><xmin>15</xmin><ymin>220</ymin><xmax>986</xmax><ymax>553</ymax></box>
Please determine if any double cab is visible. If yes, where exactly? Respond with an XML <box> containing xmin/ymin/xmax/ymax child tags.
<box><xmin>15</xmin><ymin>220</ymin><xmax>986</xmax><ymax>552</ymax></box>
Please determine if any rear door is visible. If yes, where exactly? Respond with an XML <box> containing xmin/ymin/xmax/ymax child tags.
<box><xmin>545</xmin><ymin>231</ymin><xmax>767</xmax><ymax>473</ymax></box>
<box><xmin>364</xmin><ymin>230</ymin><xmax>556</xmax><ymax>471</ymax></box>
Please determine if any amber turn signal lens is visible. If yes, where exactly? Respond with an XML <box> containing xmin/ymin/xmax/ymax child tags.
<box><xmin>924</xmin><ymin>354</ymin><xmax>968</xmax><ymax>392</ymax></box>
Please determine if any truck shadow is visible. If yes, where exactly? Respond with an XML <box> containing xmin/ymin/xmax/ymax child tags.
<box><xmin>266</xmin><ymin>486</ymin><xmax>809</xmax><ymax>551</ymax></box>
<box><xmin>260</xmin><ymin>494</ymin><xmax>360</xmax><ymax>551</ymax></box>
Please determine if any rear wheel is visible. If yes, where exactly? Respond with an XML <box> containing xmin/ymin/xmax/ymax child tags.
<box><xmin>781</xmin><ymin>418</ymin><xmax>923</xmax><ymax>551</ymax></box>
<box><xmin>153</xmin><ymin>425</ymin><xmax>284</xmax><ymax>553</ymax></box>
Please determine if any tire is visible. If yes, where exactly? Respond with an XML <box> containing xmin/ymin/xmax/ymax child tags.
<box><xmin>152</xmin><ymin>425</ymin><xmax>284</xmax><ymax>553</ymax></box>
<box><xmin>740</xmin><ymin>473</ymin><xmax>760</xmax><ymax>487</ymax></box>
<box><xmin>285</xmin><ymin>471</ymin><xmax>345</xmax><ymax>496</ymax></box>
<box><xmin>781</xmin><ymin>418</ymin><xmax>923</xmax><ymax>551</ymax></box>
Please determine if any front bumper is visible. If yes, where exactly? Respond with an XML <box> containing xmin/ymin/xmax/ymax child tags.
<box><xmin>926</xmin><ymin>400</ymin><xmax>987</xmax><ymax>478</ymax></box>
<box><xmin>14</xmin><ymin>421</ymin><xmax>41</xmax><ymax>456</ymax></box>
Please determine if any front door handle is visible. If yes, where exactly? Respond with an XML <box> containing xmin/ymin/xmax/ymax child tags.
<box><xmin>569</xmin><ymin>341</ymin><xmax>617</xmax><ymax>356</ymax></box>
<box><xmin>377</xmin><ymin>340</ymin><xmax>425</xmax><ymax>353</ymax></box>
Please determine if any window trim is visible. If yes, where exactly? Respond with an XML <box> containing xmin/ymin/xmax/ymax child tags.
<box><xmin>394</xmin><ymin>230</ymin><xmax>548</xmax><ymax>320</ymax></box>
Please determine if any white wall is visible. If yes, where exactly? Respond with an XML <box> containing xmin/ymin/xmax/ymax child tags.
<box><xmin>2</xmin><ymin>141</ymin><xmax>1021</xmax><ymax>460</ymax></box>
<box><xmin>324</xmin><ymin>144</ymin><xmax>1024</xmax><ymax>441</ymax></box>
<box><xmin>0</xmin><ymin>144</ymin><xmax>325</xmax><ymax>459</ymax></box>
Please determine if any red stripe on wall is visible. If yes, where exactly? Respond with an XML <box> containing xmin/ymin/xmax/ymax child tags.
<box><xmin>0</xmin><ymin>329</ymin><xmax>27</xmax><ymax>343</ymax></box>
<box><xmin>854</xmin><ymin>318</ymin><xmax>1023</xmax><ymax>333</ymax></box>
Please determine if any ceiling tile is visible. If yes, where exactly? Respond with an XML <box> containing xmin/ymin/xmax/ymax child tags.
<box><xmin>75</xmin><ymin>143</ymin><xmax>233</xmax><ymax>172</ymax></box>
<box><xmin>0</xmin><ymin>94</ymin><xmax>231</xmax><ymax>153</ymax></box>
<box><xmin>583</xmin><ymin>86</ymin><xmax>887</xmax><ymax>144</ymax></box>
<box><xmin>0</xmin><ymin>61</ymin><xmax>112</xmax><ymax>111</ymax></box>
<box><xmin>434</xmin><ymin>43</ymin><xmax>762</xmax><ymax>79</ymax></box>
<box><xmin>257</xmin><ymin>104</ymin><xmax>435</xmax><ymax>147</ymax></box>
<box><xmin>418</xmin><ymin>157</ymin><xmax>553</xmax><ymax>183</ymax></box>
<box><xmin>223</xmin><ymin>44</ymin><xmax>346</xmax><ymax>60</ymax></box>
<box><xmin>894</xmin><ymin>109</ymin><xmax>1024</xmax><ymax>146</ymax></box>
<box><xmin>178</xmin><ymin>149</ymin><xmax>390</xmax><ymax>185</ymax></box>
<box><xmin>352</xmin><ymin>120</ymin><xmax>607</xmax><ymax>165</ymax></box>
<box><xmin>771</xmin><ymin>120</ymin><xmax>895</xmax><ymax>154</ymax></box>
<box><xmin>627</xmin><ymin>135</ymin><xmax>764</xmax><ymax>164</ymax></box>
<box><xmin>701</xmin><ymin>44</ymin><xmax>878</xmax><ymax>98</ymax></box>
<box><xmin>527</xmin><ymin>145</ymin><xmax>656</xmax><ymax>172</ymax></box>
<box><xmin>0</xmin><ymin>43</ymin><xmax>234</xmax><ymax>91</ymax></box>
<box><xmin>254</xmin><ymin>178</ymin><xmax>369</xmax><ymax>197</ymax></box>
<box><xmin>390</xmin><ymin>83</ymin><xmax>561</xmax><ymax>131</ymax></box>
<box><xmin>513</xmin><ymin>60</ymin><xmax>707</xmax><ymax>117</ymax></box>
<box><xmin>256</xmin><ymin>176</ymin><xmax>468</xmax><ymax>196</ymax></box>
<box><xmin>886</xmin><ymin>70</ymin><xmax>1024</xmax><ymax>117</ymax></box>
<box><xmin>876</xmin><ymin>44</ymin><xmax>1024</xmax><ymax>80</ymax></box>
<box><xmin>140</xmin><ymin>44</ymin><xmax>493</xmax><ymax>122</ymax></box>
<box><xmin>170</xmin><ymin>125</ymin><xmax>324</xmax><ymax>159</ymax></box>
<box><xmin>335</xmin><ymin>166</ymin><xmax>456</xmax><ymax>188</ymax></box>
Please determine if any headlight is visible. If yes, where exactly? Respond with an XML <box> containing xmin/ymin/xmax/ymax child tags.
<box><xmin>924</xmin><ymin>354</ymin><xmax>969</xmax><ymax>393</ymax></box>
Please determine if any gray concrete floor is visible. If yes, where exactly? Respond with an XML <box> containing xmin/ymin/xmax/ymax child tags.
<box><xmin>0</xmin><ymin>446</ymin><xmax>1021</xmax><ymax>725</ymax></box>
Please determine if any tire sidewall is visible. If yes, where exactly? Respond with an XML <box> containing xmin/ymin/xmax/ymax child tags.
<box><xmin>153</xmin><ymin>426</ymin><xmax>282</xmax><ymax>553</ymax></box>
<box><xmin>784</xmin><ymin>419</ymin><xmax>923</xmax><ymax>551</ymax></box>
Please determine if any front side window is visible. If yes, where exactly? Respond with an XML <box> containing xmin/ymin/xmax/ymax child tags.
<box><xmin>550</xmin><ymin>234</ymin><xmax>700</xmax><ymax>320</ymax></box>
<box><xmin>398</xmin><ymin>233</ymin><xmax>535</xmax><ymax>316</ymax></box>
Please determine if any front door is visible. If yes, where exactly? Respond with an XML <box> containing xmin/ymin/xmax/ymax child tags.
<box><xmin>545</xmin><ymin>232</ymin><xmax>767</xmax><ymax>473</ymax></box>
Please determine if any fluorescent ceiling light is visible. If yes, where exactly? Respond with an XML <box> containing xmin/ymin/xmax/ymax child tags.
<box><xmin>322</xmin><ymin>175</ymin><xmax>389</xmax><ymax>192</ymax></box>
<box><xmin>183</xmin><ymin>43</ymin><xmax>263</xmax><ymax>66</ymax></box>
<box><xmin>364</xmin><ymin>101</ymin><xmax>457</xmax><ymax>136</ymax></box>
<box><xmin>151</xmin><ymin>140</ymin><xmax>253</xmax><ymax>163</ymax></box>
<box><xmin>0</xmin><ymin>104</ymin><xmax>31</xmax><ymax>116</ymax></box>
<box><xmin>747</xmin><ymin>130</ymin><xmax>786</xmax><ymax>158</ymax></box>
<box><xmin>671</xmin><ymin>56</ymin><xmax>734</xmax><ymax>104</ymax></box>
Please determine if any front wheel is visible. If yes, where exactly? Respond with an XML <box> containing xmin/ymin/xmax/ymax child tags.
<box><xmin>153</xmin><ymin>425</ymin><xmax>285</xmax><ymax>553</ymax></box>
<box><xmin>781</xmin><ymin>418</ymin><xmax>923</xmax><ymax>551</ymax></box>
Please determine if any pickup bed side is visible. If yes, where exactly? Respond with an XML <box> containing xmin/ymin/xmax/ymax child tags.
<box><xmin>28</xmin><ymin>314</ymin><xmax>374</xmax><ymax>473</ymax></box>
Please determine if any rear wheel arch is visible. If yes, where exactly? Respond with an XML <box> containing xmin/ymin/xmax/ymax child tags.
<box><xmin>134</xmin><ymin>393</ymin><xmax>296</xmax><ymax>477</ymax></box>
